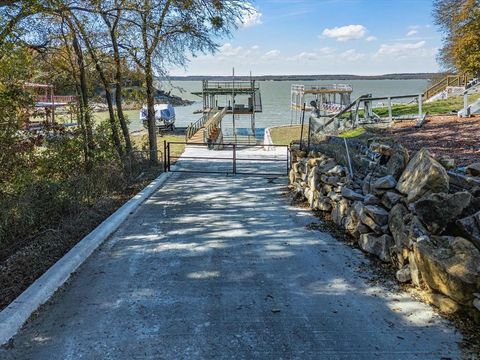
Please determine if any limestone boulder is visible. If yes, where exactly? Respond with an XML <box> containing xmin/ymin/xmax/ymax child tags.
<box><xmin>413</xmin><ymin>191</ymin><xmax>472</xmax><ymax>234</ymax></box>
<box><xmin>389</xmin><ymin>203</ymin><xmax>410</xmax><ymax>249</ymax></box>
<box><xmin>326</xmin><ymin>165</ymin><xmax>346</xmax><ymax>177</ymax></box>
<box><xmin>437</xmin><ymin>155</ymin><xmax>455</xmax><ymax>170</ymax></box>
<box><xmin>421</xmin><ymin>291</ymin><xmax>461</xmax><ymax>315</ymax></box>
<box><xmin>317</xmin><ymin>159</ymin><xmax>337</xmax><ymax>174</ymax></box>
<box><xmin>396</xmin><ymin>265</ymin><xmax>411</xmax><ymax>283</ymax></box>
<box><xmin>456</xmin><ymin>210</ymin><xmax>480</xmax><ymax>250</ymax></box>
<box><xmin>381</xmin><ymin>191</ymin><xmax>402</xmax><ymax>209</ymax></box>
<box><xmin>305</xmin><ymin>188</ymin><xmax>320</xmax><ymax>209</ymax></box>
<box><xmin>359</xmin><ymin>209</ymin><xmax>383</xmax><ymax>234</ymax></box>
<box><xmin>321</xmin><ymin>175</ymin><xmax>341</xmax><ymax>186</ymax></box>
<box><xmin>327</xmin><ymin>191</ymin><xmax>342</xmax><ymax>202</ymax></box>
<box><xmin>358</xmin><ymin>234</ymin><xmax>394</xmax><ymax>262</ymax></box>
<box><xmin>315</xmin><ymin>196</ymin><xmax>332</xmax><ymax>212</ymax></box>
<box><xmin>372</xmin><ymin>175</ymin><xmax>397</xmax><ymax>190</ymax></box>
<box><xmin>362</xmin><ymin>173</ymin><xmax>372</xmax><ymax>195</ymax></box>
<box><xmin>414</xmin><ymin>236</ymin><xmax>480</xmax><ymax>305</ymax></box>
<box><xmin>289</xmin><ymin>169</ymin><xmax>296</xmax><ymax>185</ymax></box>
<box><xmin>408</xmin><ymin>217</ymin><xmax>429</xmax><ymax>247</ymax></box>
<box><xmin>364</xmin><ymin>194</ymin><xmax>381</xmax><ymax>205</ymax></box>
<box><xmin>408</xmin><ymin>251</ymin><xmax>422</xmax><ymax>287</ymax></box>
<box><xmin>292</xmin><ymin>150</ymin><xmax>306</xmax><ymax>162</ymax></box>
<box><xmin>307</xmin><ymin>157</ymin><xmax>326</xmax><ymax>168</ymax></box>
<box><xmin>341</xmin><ymin>187</ymin><xmax>364</xmax><ymax>201</ymax></box>
<box><xmin>466</xmin><ymin>163</ymin><xmax>480</xmax><ymax>177</ymax></box>
<box><xmin>396</xmin><ymin>148</ymin><xmax>449</xmax><ymax>203</ymax></box>
<box><xmin>307</xmin><ymin>167</ymin><xmax>320</xmax><ymax>191</ymax></box>
<box><xmin>322</xmin><ymin>184</ymin><xmax>333</xmax><ymax>195</ymax></box>
<box><xmin>344</xmin><ymin>203</ymin><xmax>370</xmax><ymax>238</ymax></box>
<box><xmin>332</xmin><ymin>199</ymin><xmax>349</xmax><ymax>226</ymax></box>
<box><xmin>474</xmin><ymin>297</ymin><xmax>480</xmax><ymax>312</ymax></box>
<box><xmin>386</xmin><ymin>143</ymin><xmax>409</xmax><ymax>179</ymax></box>
<box><xmin>364</xmin><ymin>205</ymin><xmax>389</xmax><ymax>226</ymax></box>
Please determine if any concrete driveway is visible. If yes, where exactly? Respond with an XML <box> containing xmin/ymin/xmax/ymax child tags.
<box><xmin>1</xmin><ymin>146</ymin><xmax>461</xmax><ymax>359</ymax></box>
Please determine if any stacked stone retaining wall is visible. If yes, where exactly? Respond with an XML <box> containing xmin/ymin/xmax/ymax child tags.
<box><xmin>290</xmin><ymin>141</ymin><xmax>480</xmax><ymax>319</ymax></box>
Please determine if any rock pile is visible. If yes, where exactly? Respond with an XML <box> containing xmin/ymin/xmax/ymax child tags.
<box><xmin>290</xmin><ymin>143</ymin><xmax>480</xmax><ymax>317</ymax></box>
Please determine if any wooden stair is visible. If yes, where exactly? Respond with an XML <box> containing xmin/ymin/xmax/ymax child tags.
<box><xmin>423</xmin><ymin>73</ymin><xmax>471</xmax><ymax>101</ymax></box>
<box><xmin>187</xmin><ymin>109</ymin><xmax>226</xmax><ymax>144</ymax></box>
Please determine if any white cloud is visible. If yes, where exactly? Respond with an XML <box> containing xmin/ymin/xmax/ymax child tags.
<box><xmin>366</xmin><ymin>36</ymin><xmax>377</xmax><ymax>42</ymax></box>
<box><xmin>318</xmin><ymin>47</ymin><xmax>336</xmax><ymax>55</ymax></box>
<box><xmin>240</xmin><ymin>6</ymin><xmax>263</xmax><ymax>28</ymax></box>
<box><xmin>219</xmin><ymin>43</ymin><xmax>243</xmax><ymax>57</ymax></box>
<box><xmin>322</xmin><ymin>24</ymin><xmax>367</xmax><ymax>41</ymax></box>
<box><xmin>406</xmin><ymin>29</ymin><xmax>418</xmax><ymax>37</ymax></box>
<box><xmin>376</xmin><ymin>41</ymin><xmax>426</xmax><ymax>57</ymax></box>
<box><xmin>261</xmin><ymin>49</ymin><xmax>281</xmax><ymax>61</ymax></box>
<box><xmin>289</xmin><ymin>52</ymin><xmax>320</xmax><ymax>61</ymax></box>
<box><xmin>251</xmin><ymin>45</ymin><xmax>260</xmax><ymax>50</ymax></box>
<box><xmin>340</xmin><ymin>49</ymin><xmax>366</xmax><ymax>61</ymax></box>
<box><xmin>287</xmin><ymin>47</ymin><xmax>336</xmax><ymax>61</ymax></box>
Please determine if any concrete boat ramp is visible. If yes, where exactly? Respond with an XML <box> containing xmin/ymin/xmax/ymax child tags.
<box><xmin>1</xmin><ymin>145</ymin><xmax>461</xmax><ymax>359</ymax></box>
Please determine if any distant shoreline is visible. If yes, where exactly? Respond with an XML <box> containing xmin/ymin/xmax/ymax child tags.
<box><xmin>168</xmin><ymin>73</ymin><xmax>437</xmax><ymax>81</ymax></box>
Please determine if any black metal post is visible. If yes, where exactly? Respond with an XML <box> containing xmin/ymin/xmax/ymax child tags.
<box><xmin>167</xmin><ymin>142</ymin><xmax>171</xmax><ymax>171</ymax></box>
<box><xmin>233</xmin><ymin>143</ymin><xmax>237</xmax><ymax>174</ymax></box>
<box><xmin>299</xmin><ymin>102</ymin><xmax>306</xmax><ymax>150</ymax></box>
<box><xmin>307</xmin><ymin>117</ymin><xmax>311</xmax><ymax>152</ymax></box>
<box><xmin>163</xmin><ymin>140</ymin><xmax>167</xmax><ymax>172</ymax></box>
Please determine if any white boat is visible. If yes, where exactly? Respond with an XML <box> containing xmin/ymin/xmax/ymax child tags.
<box><xmin>140</xmin><ymin>103</ymin><xmax>175</xmax><ymax>130</ymax></box>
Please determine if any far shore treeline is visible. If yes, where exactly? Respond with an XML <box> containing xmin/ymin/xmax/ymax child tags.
<box><xmin>170</xmin><ymin>73</ymin><xmax>440</xmax><ymax>81</ymax></box>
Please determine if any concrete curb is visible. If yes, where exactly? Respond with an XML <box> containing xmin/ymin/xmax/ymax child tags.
<box><xmin>0</xmin><ymin>170</ymin><xmax>173</xmax><ymax>345</ymax></box>
<box><xmin>263</xmin><ymin>127</ymin><xmax>274</xmax><ymax>151</ymax></box>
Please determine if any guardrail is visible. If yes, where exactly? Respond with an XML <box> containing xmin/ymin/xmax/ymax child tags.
<box><xmin>35</xmin><ymin>95</ymin><xmax>77</xmax><ymax>104</ymax></box>
<box><xmin>185</xmin><ymin>110</ymin><xmax>214</xmax><ymax>141</ymax></box>
<box><xmin>203</xmin><ymin>80</ymin><xmax>258</xmax><ymax>90</ymax></box>
<box><xmin>291</xmin><ymin>84</ymin><xmax>353</xmax><ymax>94</ymax></box>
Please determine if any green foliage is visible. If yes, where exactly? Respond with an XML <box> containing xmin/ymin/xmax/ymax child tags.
<box><xmin>0</xmin><ymin>124</ymin><xmax>128</xmax><ymax>262</ymax></box>
<box><xmin>434</xmin><ymin>0</ymin><xmax>480</xmax><ymax>74</ymax></box>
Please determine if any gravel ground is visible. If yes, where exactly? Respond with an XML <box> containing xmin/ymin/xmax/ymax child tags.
<box><xmin>389</xmin><ymin>115</ymin><xmax>480</xmax><ymax>166</ymax></box>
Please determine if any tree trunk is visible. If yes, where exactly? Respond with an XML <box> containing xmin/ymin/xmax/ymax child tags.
<box><xmin>73</xmin><ymin>15</ymin><xmax>123</xmax><ymax>159</ymax></box>
<box><xmin>111</xmin><ymin>30</ymin><xmax>132</xmax><ymax>154</ymax></box>
<box><xmin>105</xmin><ymin>88</ymin><xmax>123</xmax><ymax>158</ymax></box>
<box><xmin>101</xmin><ymin>10</ymin><xmax>132</xmax><ymax>155</ymax></box>
<box><xmin>71</xmin><ymin>33</ymin><xmax>94</xmax><ymax>169</ymax></box>
<box><xmin>144</xmin><ymin>54</ymin><xmax>158</xmax><ymax>165</ymax></box>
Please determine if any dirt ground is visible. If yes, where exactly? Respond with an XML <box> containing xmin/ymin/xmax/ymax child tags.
<box><xmin>389</xmin><ymin>115</ymin><xmax>480</xmax><ymax>166</ymax></box>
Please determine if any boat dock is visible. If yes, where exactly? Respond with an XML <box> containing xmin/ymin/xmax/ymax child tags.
<box><xmin>186</xmin><ymin>79</ymin><xmax>263</xmax><ymax>145</ymax></box>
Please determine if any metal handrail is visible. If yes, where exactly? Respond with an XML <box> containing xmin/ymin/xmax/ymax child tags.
<box><xmin>35</xmin><ymin>95</ymin><xmax>77</xmax><ymax>103</ymax></box>
<box><xmin>185</xmin><ymin>109</ymin><xmax>214</xmax><ymax>140</ymax></box>
<box><xmin>204</xmin><ymin>108</ymin><xmax>227</xmax><ymax>142</ymax></box>
<box><xmin>203</xmin><ymin>80</ymin><xmax>258</xmax><ymax>90</ymax></box>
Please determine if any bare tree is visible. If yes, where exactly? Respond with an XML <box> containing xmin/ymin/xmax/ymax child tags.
<box><xmin>70</xmin><ymin>10</ymin><xmax>124</xmax><ymax>159</ymax></box>
<box><xmin>122</xmin><ymin>0</ymin><xmax>251</xmax><ymax>164</ymax></box>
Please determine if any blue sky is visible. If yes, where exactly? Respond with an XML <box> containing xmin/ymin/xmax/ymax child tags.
<box><xmin>170</xmin><ymin>0</ymin><xmax>443</xmax><ymax>76</ymax></box>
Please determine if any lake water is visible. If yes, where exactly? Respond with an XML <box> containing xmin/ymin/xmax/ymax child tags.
<box><xmin>131</xmin><ymin>79</ymin><xmax>429</xmax><ymax>132</ymax></box>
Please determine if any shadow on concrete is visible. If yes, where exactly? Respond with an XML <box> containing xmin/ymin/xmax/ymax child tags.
<box><xmin>1</xmin><ymin>165</ymin><xmax>461</xmax><ymax>359</ymax></box>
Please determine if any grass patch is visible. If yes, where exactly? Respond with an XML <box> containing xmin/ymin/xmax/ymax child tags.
<box><xmin>338</xmin><ymin>127</ymin><xmax>366</xmax><ymax>138</ymax></box>
<box><xmin>374</xmin><ymin>93</ymin><xmax>480</xmax><ymax>117</ymax></box>
<box><xmin>269</xmin><ymin>125</ymin><xmax>309</xmax><ymax>145</ymax></box>
<box><xmin>92</xmin><ymin>109</ymin><xmax>139</xmax><ymax>124</ymax></box>
<box><xmin>130</xmin><ymin>132</ymin><xmax>186</xmax><ymax>161</ymax></box>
